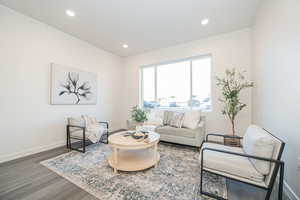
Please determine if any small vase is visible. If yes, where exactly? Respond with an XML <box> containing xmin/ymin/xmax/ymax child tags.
<box><xmin>135</xmin><ymin>123</ymin><xmax>143</xmax><ymax>133</ymax></box>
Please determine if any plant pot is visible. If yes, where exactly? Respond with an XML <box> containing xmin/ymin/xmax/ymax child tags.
<box><xmin>224</xmin><ymin>136</ymin><xmax>241</xmax><ymax>147</ymax></box>
<box><xmin>135</xmin><ymin>123</ymin><xmax>144</xmax><ymax>133</ymax></box>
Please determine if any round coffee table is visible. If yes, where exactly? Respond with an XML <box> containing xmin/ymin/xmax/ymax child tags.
<box><xmin>107</xmin><ymin>131</ymin><xmax>160</xmax><ymax>173</ymax></box>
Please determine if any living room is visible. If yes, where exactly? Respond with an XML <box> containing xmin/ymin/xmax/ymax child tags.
<box><xmin>0</xmin><ymin>0</ymin><xmax>299</xmax><ymax>200</ymax></box>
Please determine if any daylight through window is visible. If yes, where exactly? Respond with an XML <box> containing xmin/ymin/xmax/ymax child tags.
<box><xmin>141</xmin><ymin>56</ymin><xmax>212</xmax><ymax>111</ymax></box>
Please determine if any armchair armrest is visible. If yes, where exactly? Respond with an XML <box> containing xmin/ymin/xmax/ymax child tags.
<box><xmin>98</xmin><ymin>121</ymin><xmax>109</xmax><ymax>130</ymax></box>
<box><xmin>206</xmin><ymin>133</ymin><xmax>243</xmax><ymax>143</ymax></box>
<box><xmin>67</xmin><ymin>124</ymin><xmax>85</xmax><ymax>129</ymax></box>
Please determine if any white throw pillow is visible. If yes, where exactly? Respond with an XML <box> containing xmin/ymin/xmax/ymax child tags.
<box><xmin>243</xmin><ymin>125</ymin><xmax>275</xmax><ymax>175</ymax></box>
<box><xmin>68</xmin><ymin>117</ymin><xmax>85</xmax><ymax>127</ymax></box>
<box><xmin>182</xmin><ymin>110</ymin><xmax>201</xmax><ymax>129</ymax></box>
<box><xmin>82</xmin><ymin>115</ymin><xmax>98</xmax><ymax>127</ymax></box>
<box><xmin>163</xmin><ymin>111</ymin><xmax>174</xmax><ymax>125</ymax></box>
<box><xmin>146</xmin><ymin>109</ymin><xmax>164</xmax><ymax>126</ymax></box>
<box><xmin>169</xmin><ymin>112</ymin><xmax>185</xmax><ymax>128</ymax></box>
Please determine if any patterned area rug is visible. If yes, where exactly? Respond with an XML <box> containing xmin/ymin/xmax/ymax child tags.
<box><xmin>41</xmin><ymin>142</ymin><xmax>227</xmax><ymax>200</ymax></box>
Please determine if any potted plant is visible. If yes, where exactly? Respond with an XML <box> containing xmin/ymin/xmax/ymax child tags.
<box><xmin>131</xmin><ymin>106</ymin><xmax>148</xmax><ymax>132</ymax></box>
<box><xmin>216</xmin><ymin>69</ymin><xmax>254</xmax><ymax>145</ymax></box>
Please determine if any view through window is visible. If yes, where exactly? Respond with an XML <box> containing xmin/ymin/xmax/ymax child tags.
<box><xmin>141</xmin><ymin>56</ymin><xmax>212</xmax><ymax>111</ymax></box>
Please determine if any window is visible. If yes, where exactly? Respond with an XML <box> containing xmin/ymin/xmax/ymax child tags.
<box><xmin>141</xmin><ymin>55</ymin><xmax>212</xmax><ymax>111</ymax></box>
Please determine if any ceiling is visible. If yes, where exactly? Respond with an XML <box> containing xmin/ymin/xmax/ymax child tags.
<box><xmin>0</xmin><ymin>0</ymin><xmax>261</xmax><ymax>57</ymax></box>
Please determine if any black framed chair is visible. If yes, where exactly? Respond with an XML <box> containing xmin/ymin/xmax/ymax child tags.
<box><xmin>199</xmin><ymin>125</ymin><xmax>285</xmax><ymax>200</ymax></box>
<box><xmin>66</xmin><ymin>117</ymin><xmax>109</xmax><ymax>153</ymax></box>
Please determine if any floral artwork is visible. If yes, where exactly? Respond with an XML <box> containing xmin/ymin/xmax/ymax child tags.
<box><xmin>51</xmin><ymin>63</ymin><xmax>97</xmax><ymax>105</ymax></box>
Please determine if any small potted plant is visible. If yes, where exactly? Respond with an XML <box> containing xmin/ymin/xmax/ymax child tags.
<box><xmin>131</xmin><ymin>106</ymin><xmax>148</xmax><ymax>132</ymax></box>
<box><xmin>216</xmin><ymin>68</ymin><xmax>254</xmax><ymax>145</ymax></box>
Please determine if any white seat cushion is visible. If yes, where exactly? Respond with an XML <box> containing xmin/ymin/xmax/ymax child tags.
<box><xmin>200</xmin><ymin>143</ymin><xmax>264</xmax><ymax>183</ymax></box>
<box><xmin>243</xmin><ymin>125</ymin><xmax>275</xmax><ymax>175</ymax></box>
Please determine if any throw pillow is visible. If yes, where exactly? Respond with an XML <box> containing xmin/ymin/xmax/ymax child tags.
<box><xmin>163</xmin><ymin>111</ymin><xmax>174</xmax><ymax>125</ymax></box>
<box><xmin>243</xmin><ymin>125</ymin><xmax>275</xmax><ymax>175</ymax></box>
<box><xmin>82</xmin><ymin>115</ymin><xmax>98</xmax><ymax>127</ymax></box>
<box><xmin>146</xmin><ymin>109</ymin><xmax>164</xmax><ymax>126</ymax></box>
<box><xmin>169</xmin><ymin>112</ymin><xmax>185</xmax><ymax>128</ymax></box>
<box><xmin>182</xmin><ymin>110</ymin><xmax>201</xmax><ymax>129</ymax></box>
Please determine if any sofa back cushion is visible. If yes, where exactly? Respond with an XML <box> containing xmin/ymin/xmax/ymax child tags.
<box><xmin>169</xmin><ymin>112</ymin><xmax>185</xmax><ymax>128</ymax></box>
<box><xmin>242</xmin><ymin>125</ymin><xmax>275</xmax><ymax>175</ymax></box>
<box><xmin>163</xmin><ymin>111</ymin><xmax>174</xmax><ymax>125</ymax></box>
<box><xmin>182</xmin><ymin>110</ymin><xmax>201</xmax><ymax>129</ymax></box>
<box><xmin>146</xmin><ymin>109</ymin><xmax>164</xmax><ymax>126</ymax></box>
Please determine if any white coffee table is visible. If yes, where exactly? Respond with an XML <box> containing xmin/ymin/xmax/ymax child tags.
<box><xmin>107</xmin><ymin>131</ymin><xmax>160</xmax><ymax>173</ymax></box>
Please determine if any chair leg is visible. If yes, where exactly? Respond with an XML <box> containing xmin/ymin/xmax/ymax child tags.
<box><xmin>200</xmin><ymin>154</ymin><xmax>204</xmax><ymax>195</ymax></box>
<box><xmin>278</xmin><ymin>163</ymin><xmax>284</xmax><ymax>200</ymax></box>
<box><xmin>68</xmin><ymin>135</ymin><xmax>72</xmax><ymax>151</ymax></box>
<box><xmin>66</xmin><ymin>127</ymin><xmax>69</xmax><ymax>148</ymax></box>
<box><xmin>83</xmin><ymin>130</ymin><xmax>86</xmax><ymax>153</ymax></box>
<box><xmin>200</xmin><ymin>168</ymin><xmax>203</xmax><ymax>194</ymax></box>
<box><xmin>265</xmin><ymin>188</ymin><xmax>272</xmax><ymax>200</ymax></box>
<box><xmin>83</xmin><ymin>139</ymin><xmax>86</xmax><ymax>153</ymax></box>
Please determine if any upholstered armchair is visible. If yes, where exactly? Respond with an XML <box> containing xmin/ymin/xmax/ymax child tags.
<box><xmin>67</xmin><ymin>116</ymin><xmax>109</xmax><ymax>153</ymax></box>
<box><xmin>199</xmin><ymin>125</ymin><xmax>285</xmax><ymax>200</ymax></box>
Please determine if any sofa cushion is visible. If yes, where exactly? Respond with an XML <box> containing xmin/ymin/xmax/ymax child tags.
<box><xmin>163</xmin><ymin>111</ymin><xmax>174</xmax><ymax>125</ymax></box>
<box><xmin>182</xmin><ymin>110</ymin><xmax>201</xmax><ymax>129</ymax></box>
<box><xmin>200</xmin><ymin>143</ymin><xmax>264</xmax><ymax>183</ymax></box>
<box><xmin>146</xmin><ymin>109</ymin><xmax>164</xmax><ymax>126</ymax></box>
<box><xmin>155</xmin><ymin>126</ymin><xmax>196</xmax><ymax>138</ymax></box>
<box><xmin>169</xmin><ymin>112</ymin><xmax>184</xmax><ymax>128</ymax></box>
<box><xmin>243</xmin><ymin>125</ymin><xmax>275</xmax><ymax>175</ymax></box>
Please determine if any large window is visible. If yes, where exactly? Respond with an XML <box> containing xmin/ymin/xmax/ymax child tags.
<box><xmin>141</xmin><ymin>55</ymin><xmax>212</xmax><ymax>111</ymax></box>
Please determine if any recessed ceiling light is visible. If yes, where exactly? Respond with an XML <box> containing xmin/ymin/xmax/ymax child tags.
<box><xmin>66</xmin><ymin>10</ymin><xmax>75</xmax><ymax>17</ymax></box>
<box><xmin>201</xmin><ymin>18</ymin><xmax>209</xmax><ymax>26</ymax></box>
<box><xmin>122</xmin><ymin>44</ymin><xmax>128</xmax><ymax>48</ymax></box>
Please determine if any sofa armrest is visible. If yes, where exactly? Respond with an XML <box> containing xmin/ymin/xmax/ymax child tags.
<box><xmin>192</xmin><ymin>121</ymin><xmax>205</xmax><ymax>147</ymax></box>
<box><xmin>198</xmin><ymin>120</ymin><xmax>205</xmax><ymax>128</ymax></box>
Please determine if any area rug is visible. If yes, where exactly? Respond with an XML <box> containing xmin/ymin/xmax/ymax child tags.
<box><xmin>41</xmin><ymin>142</ymin><xmax>227</xmax><ymax>200</ymax></box>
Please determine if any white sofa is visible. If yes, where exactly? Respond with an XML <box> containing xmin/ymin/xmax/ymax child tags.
<box><xmin>127</xmin><ymin>109</ymin><xmax>206</xmax><ymax>147</ymax></box>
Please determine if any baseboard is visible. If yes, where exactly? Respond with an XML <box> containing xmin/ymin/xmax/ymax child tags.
<box><xmin>284</xmin><ymin>180</ymin><xmax>300</xmax><ymax>200</ymax></box>
<box><xmin>0</xmin><ymin>140</ymin><xmax>66</xmax><ymax>164</ymax></box>
<box><xmin>0</xmin><ymin>129</ymin><xmax>125</xmax><ymax>164</ymax></box>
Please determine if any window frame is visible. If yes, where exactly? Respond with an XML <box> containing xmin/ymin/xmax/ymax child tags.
<box><xmin>140</xmin><ymin>54</ymin><xmax>212</xmax><ymax>111</ymax></box>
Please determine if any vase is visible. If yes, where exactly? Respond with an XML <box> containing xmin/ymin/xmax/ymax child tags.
<box><xmin>135</xmin><ymin>123</ymin><xmax>143</xmax><ymax>133</ymax></box>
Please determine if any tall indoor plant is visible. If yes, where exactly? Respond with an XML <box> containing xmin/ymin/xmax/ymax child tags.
<box><xmin>216</xmin><ymin>69</ymin><xmax>254</xmax><ymax>136</ymax></box>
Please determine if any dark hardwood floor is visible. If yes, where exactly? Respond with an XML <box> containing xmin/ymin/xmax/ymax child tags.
<box><xmin>0</xmin><ymin>146</ymin><xmax>287</xmax><ymax>200</ymax></box>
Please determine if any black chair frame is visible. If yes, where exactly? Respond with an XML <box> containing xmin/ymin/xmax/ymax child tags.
<box><xmin>66</xmin><ymin>121</ymin><xmax>109</xmax><ymax>153</ymax></box>
<box><xmin>200</xmin><ymin>130</ymin><xmax>285</xmax><ymax>200</ymax></box>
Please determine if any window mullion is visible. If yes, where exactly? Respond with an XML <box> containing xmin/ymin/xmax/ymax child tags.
<box><xmin>190</xmin><ymin>60</ymin><xmax>193</xmax><ymax>107</ymax></box>
<box><xmin>154</xmin><ymin>66</ymin><xmax>157</xmax><ymax>103</ymax></box>
<box><xmin>141</xmin><ymin>68</ymin><xmax>144</xmax><ymax>108</ymax></box>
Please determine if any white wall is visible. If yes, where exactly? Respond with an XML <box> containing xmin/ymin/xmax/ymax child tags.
<box><xmin>0</xmin><ymin>5</ymin><xmax>124</xmax><ymax>162</ymax></box>
<box><xmin>252</xmin><ymin>0</ymin><xmax>300</xmax><ymax>197</ymax></box>
<box><xmin>121</xmin><ymin>29</ymin><xmax>252</xmax><ymax>136</ymax></box>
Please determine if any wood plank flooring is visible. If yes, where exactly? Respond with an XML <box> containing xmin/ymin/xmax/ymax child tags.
<box><xmin>0</xmin><ymin>145</ymin><xmax>288</xmax><ymax>200</ymax></box>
